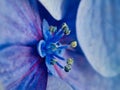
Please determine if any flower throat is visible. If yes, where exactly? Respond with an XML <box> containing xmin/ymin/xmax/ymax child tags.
<box><xmin>38</xmin><ymin>19</ymin><xmax>77</xmax><ymax>73</ymax></box>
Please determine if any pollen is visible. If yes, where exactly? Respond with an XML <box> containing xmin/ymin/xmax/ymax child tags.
<box><xmin>38</xmin><ymin>19</ymin><xmax>76</xmax><ymax>74</ymax></box>
<box><xmin>62</xmin><ymin>23</ymin><xmax>71</xmax><ymax>35</ymax></box>
<box><xmin>49</xmin><ymin>26</ymin><xmax>57</xmax><ymax>33</ymax></box>
<box><xmin>67</xmin><ymin>58</ymin><xmax>74</xmax><ymax>65</ymax></box>
<box><xmin>62</xmin><ymin>23</ymin><xmax>67</xmax><ymax>30</ymax></box>
<box><xmin>71</xmin><ymin>41</ymin><xmax>77</xmax><ymax>48</ymax></box>
<box><xmin>64</xmin><ymin>29</ymin><xmax>71</xmax><ymax>35</ymax></box>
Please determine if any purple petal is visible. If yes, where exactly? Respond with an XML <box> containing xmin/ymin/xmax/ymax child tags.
<box><xmin>0</xmin><ymin>45</ymin><xmax>47</xmax><ymax>90</ymax></box>
<box><xmin>0</xmin><ymin>0</ymin><xmax>42</xmax><ymax>46</ymax></box>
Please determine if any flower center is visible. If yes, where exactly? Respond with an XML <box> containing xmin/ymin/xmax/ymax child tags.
<box><xmin>37</xmin><ymin>19</ymin><xmax>77</xmax><ymax>72</ymax></box>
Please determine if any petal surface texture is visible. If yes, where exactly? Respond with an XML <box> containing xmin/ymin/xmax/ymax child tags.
<box><xmin>0</xmin><ymin>0</ymin><xmax>42</xmax><ymax>47</ymax></box>
<box><xmin>62</xmin><ymin>50</ymin><xmax>120</xmax><ymax>90</ymax></box>
<box><xmin>76</xmin><ymin>0</ymin><xmax>120</xmax><ymax>77</ymax></box>
<box><xmin>0</xmin><ymin>46</ymin><xmax>47</xmax><ymax>90</ymax></box>
<box><xmin>39</xmin><ymin>0</ymin><xmax>64</xmax><ymax>20</ymax></box>
<box><xmin>0</xmin><ymin>0</ymin><xmax>48</xmax><ymax>90</ymax></box>
<box><xmin>47</xmin><ymin>75</ymin><xmax>73</xmax><ymax>90</ymax></box>
<box><xmin>39</xmin><ymin>0</ymin><xmax>71</xmax><ymax>20</ymax></box>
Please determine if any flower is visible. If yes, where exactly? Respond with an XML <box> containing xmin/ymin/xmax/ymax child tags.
<box><xmin>0</xmin><ymin>0</ymin><xmax>120</xmax><ymax>90</ymax></box>
<box><xmin>38</xmin><ymin>19</ymin><xmax>77</xmax><ymax>76</ymax></box>
<box><xmin>0</xmin><ymin>0</ymin><xmax>78</xmax><ymax>90</ymax></box>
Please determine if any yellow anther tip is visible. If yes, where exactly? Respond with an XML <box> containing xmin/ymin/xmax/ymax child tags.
<box><xmin>65</xmin><ymin>30</ymin><xmax>71</xmax><ymax>35</ymax></box>
<box><xmin>71</xmin><ymin>41</ymin><xmax>77</xmax><ymax>48</ymax></box>
<box><xmin>61</xmin><ymin>23</ymin><xmax>71</xmax><ymax>35</ymax></box>
<box><xmin>67</xmin><ymin>58</ymin><xmax>73</xmax><ymax>65</ymax></box>
<box><xmin>62</xmin><ymin>23</ymin><xmax>67</xmax><ymax>29</ymax></box>
<box><xmin>49</xmin><ymin>26</ymin><xmax>56</xmax><ymax>33</ymax></box>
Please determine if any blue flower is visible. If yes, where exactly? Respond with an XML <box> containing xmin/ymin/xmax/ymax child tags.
<box><xmin>0</xmin><ymin>0</ymin><xmax>78</xmax><ymax>90</ymax></box>
<box><xmin>0</xmin><ymin>0</ymin><xmax>120</xmax><ymax>90</ymax></box>
<box><xmin>38</xmin><ymin>19</ymin><xmax>77</xmax><ymax>76</ymax></box>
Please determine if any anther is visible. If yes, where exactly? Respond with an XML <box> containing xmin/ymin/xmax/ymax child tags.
<box><xmin>64</xmin><ymin>65</ymin><xmax>71</xmax><ymax>72</ymax></box>
<box><xmin>62</xmin><ymin>23</ymin><xmax>71</xmax><ymax>35</ymax></box>
<box><xmin>67</xmin><ymin>58</ymin><xmax>74</xmax><ymax>65</ymax></box>
<box><xmin>49</xmin><ymin>26</ymin><xmax>57</xmax><ymax>33</ymax></box>
<box><xmin>64</xmin><ymin>29</ymin><xmax>71</xmax><ymax>35</ymax></box>
<box><xmin>70</xmin><ymin>41</ymin><xmax>77</xmax><ymax>48</ymax></box>
<box><xmin>62</xmin><ymin>23</ymin><xmax>68</xmax><ymax>30</ymax></box>
<box><xmin>38</xmin><ymin>19</ymin><xmax>76</xmax><ymax>75</ymax></box>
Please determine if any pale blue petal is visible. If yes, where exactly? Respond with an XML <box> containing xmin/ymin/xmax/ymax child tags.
<box><xmin>39</xmin><ymin>0</ymin><xmax>65</xmax><ymax>20</ymax></box>
<box><xmin>39</xmin><ymin>0</ymin><xmax>74</xmax><ymax>20</ymax></box>
<box><xmin>76</xmin><ymin>0</ymin><xmax>120</xmax><ymax>77</ymax></box>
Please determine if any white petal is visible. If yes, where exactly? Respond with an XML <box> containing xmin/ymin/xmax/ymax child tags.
<box><xmin>47</xmin><ymin>75</ymin><xmax>73</xmax><ymax>90</ymax></box>
<box><xmin>76</xmin><ymin>0</ymin><xmax>120</xmax><ymax>77</ymax></box>
<box><xmin>39</xmin><ymin>0</ymin><xmax>68</xmax><ymax>20</ymax></box>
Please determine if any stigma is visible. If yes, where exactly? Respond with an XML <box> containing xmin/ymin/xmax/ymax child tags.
<box><xmin>38</xmin><ymin>19</ymin><xmax>77</xmax><ymax>74</ymax></box>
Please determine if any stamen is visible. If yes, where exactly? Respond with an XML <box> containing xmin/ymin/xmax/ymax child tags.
<box><xmin>62</xmin><ymin>23</ymin><xmax>67</xmax><ymax>29</ymax></box>
<box><xmin>57</xmin><ymin>45</ymin><xmax>68</xmax><ymax>50</ymax></box>
<box><xmin>50</xmin><ymin>59</ymin><xmax>57</xmax><ymax>65</ymax></box>
<box><xmin>70</xmin><ymin>41</ymin><xmax>77</xmax><ymax>48</ymax></box>
<box><xmin>67</xmin><ymin>58</ymin><xmax>74</xmax><ymax>65</ymax></box>
<box><xmin>64</xmin><ymin>65</ymin><xmax>71</xmax><ymax>72</ymax></box>
<box><xmin>49</xmin><ymin>26</ymin><xmax>57</xmax><ymax>33</ymax></box>
<box><xmin>38</xmin><ymin>19</ymin><xmax>76</xmax><ymax>74</ymax></box>
<box><xmin>53</xmin><ymin>54</ymin><xmax>65</xmax><ymax>60</ymax></box>
<box><xmin>50</xmin><ymin>43</ymin><xmax>58</xmax><ymax>51</ymax></box>
<box><xmin>49</xmin><ymin>29</ymin><xmax>64</xmax><ymax>43</ymax></box>
<box><xmin>56</xmin><ymin>62</ymin><xmax>64</xmax><ymax>69</ymax></box>
<box><xmin>62</xmin><ymin>23</ymin><xmax>71</xmax><ymax>35</ymax></box>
